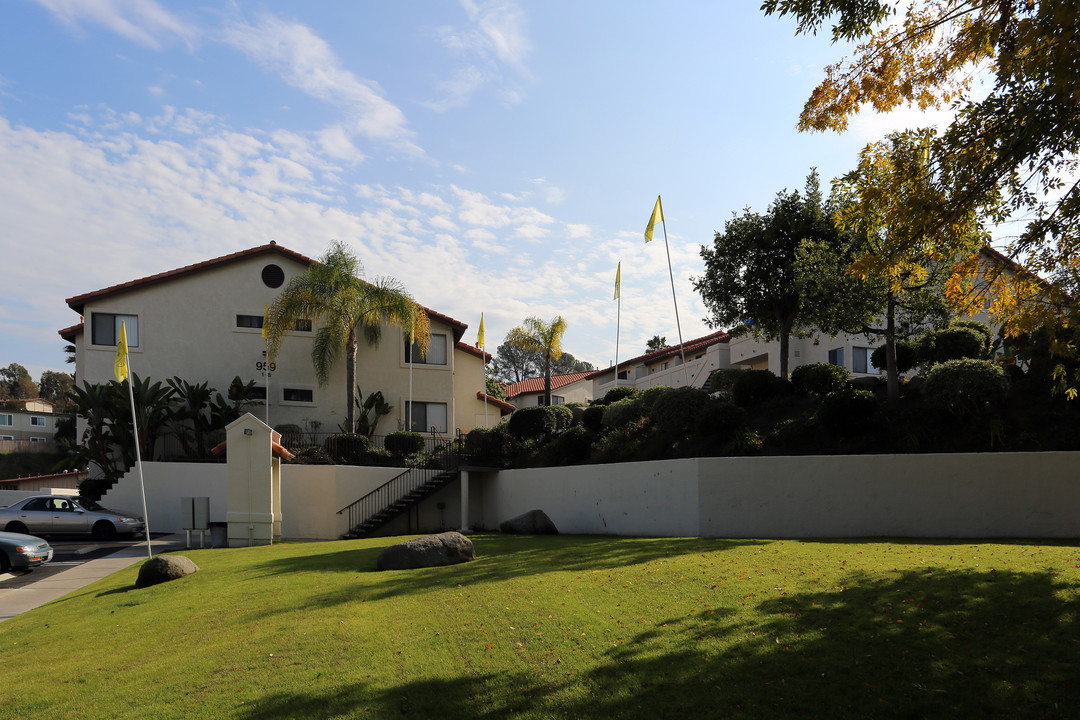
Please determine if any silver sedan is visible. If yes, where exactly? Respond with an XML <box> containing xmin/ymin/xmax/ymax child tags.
<box><xmin>0</xmin><ymin>495</ymin><xmax>144</xmax><ymax>539</ymax></box>
<box><xmin>0</xmin><ymin>531</ymin><xmax>53</xmax><ymax>572</ymax></box>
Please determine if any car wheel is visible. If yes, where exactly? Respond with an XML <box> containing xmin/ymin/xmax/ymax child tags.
<box><xmin>92</xmin><ymin>521</ymin><xmax>118</xmax><ymax>540</ymax></box>
<box><xmin>4</xmin><ymin>521</ymin><xmax>28</xmax><ymax>535</ymax></box>
<box><xmin>0</xmin><ymin>553</ymin><xmax>9</xmax><ymax>574</ymax></box>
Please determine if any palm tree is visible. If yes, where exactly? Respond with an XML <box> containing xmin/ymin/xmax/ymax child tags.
<box><xmin>264</xmin><ymin>240</ymin><xmax>430</xmax><ymax>433</ymax></box>
<box><xmin>505</xmin><ymin>316</ymin><xmax>567</xmax><ymax>406</ymax></box>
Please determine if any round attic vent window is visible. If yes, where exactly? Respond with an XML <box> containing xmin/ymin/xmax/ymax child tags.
<box><xmin>261</xmin><ymin>263</ymin><xmax>285</xmax><ymax>288</ymax></box>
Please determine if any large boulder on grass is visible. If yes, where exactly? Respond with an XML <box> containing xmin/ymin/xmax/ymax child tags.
<box><xmin>376</xmin><ymin>531</ymin><xmax>476</xmax><ymax>571</ymax></box>
<box><xmin>500</xmin><ymin>509</ymin><xmax>559</xmax><ymax>535</ymax></box>
<box><xmin>136</xmin><ymin>555</ymin><xmax>200</xmax><ymax>588</ymax></box>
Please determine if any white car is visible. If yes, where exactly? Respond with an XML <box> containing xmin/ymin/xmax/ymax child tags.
<box><xmin>0</xmin><ymin>495</ymin><xmax>144</xmax><ymax>539</ymax></box>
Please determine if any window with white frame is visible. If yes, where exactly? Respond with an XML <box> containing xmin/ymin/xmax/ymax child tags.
<box><xmin>237</xmin><ymin>314</ymin><xmax>311</xmax><ymax>332</ymax></box>
<box><xmin>852</xmin><ymin>347</ymin><xmax>878</xmax><ymax>374</ymax></box>
<box><xmin>405</xmin><ymin>402</ymin><xmax>447</xmax><ymax>432</ymax></box>
<box><xmin>30</xmin><ymin>437</ymin><xmax>47</xmax><ymax>443</ymax></box>
<box><xmin>30</xmin><ymin>416</ymin><xmax>48</xmax><ymax>427</ymax></box>
<box><xmin>536</xmin><ymin>395</ymin><xmax>565</xmax><ymax>406</ymax></box>
<box><xmin>91</xmin><ymin>312</ymin><xmax>138</xmax><ymax>347</ymax></box>
<box><xmin>405</xmin><ymin>333</ymin><xmax>447</xmax><ymax>365</ymax></box>
<box><xmin>282</xmin><ymin>387</ymin><xmax>314</xmax><ymax>403</ymax></box>
<box><xmin>828</xmin><ymin>348</ymin><xmax>845</xmax><ymax>367</ymax></box>
<box><xmin>0</xmin><ymin>435</ymin><xmax>13</xmax><ymax>441</ymax></box>
<box><xmin>0</xmin><ymin>414</ymin><xmax>10</xmax><ymax>426</ymax></box>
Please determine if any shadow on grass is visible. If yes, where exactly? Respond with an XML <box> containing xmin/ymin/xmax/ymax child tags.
<box><xmin>248</xmin><ymin>534</ymin><xmax>766</xmax><ymax>602</ymax></box>
<box><xmin>238</xmin><ymin>566</ymin><xmax>1080</xmax><ymax>720</ymax></box>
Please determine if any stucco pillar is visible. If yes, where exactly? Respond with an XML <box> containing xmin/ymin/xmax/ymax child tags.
<box><xmin>225</xmin><ymin>413</ymin><xmax>278</xmax><ymax>547</ymax></box>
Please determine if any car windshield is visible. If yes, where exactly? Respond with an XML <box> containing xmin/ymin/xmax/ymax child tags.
<box><xmin>75</xmin><ymin>498</ymin><xmax>138</xmax><ymax>517</ymax></box>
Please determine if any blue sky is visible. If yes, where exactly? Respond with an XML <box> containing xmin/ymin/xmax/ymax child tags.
<box><xmin>1</xmin><ymin>1</ymin><xmax>950</xmax><ymax>381</ymax></box>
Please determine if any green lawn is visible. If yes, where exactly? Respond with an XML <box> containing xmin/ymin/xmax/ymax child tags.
<box><xmin>3</xmin><ymin>535</ymin><xmax>1079</xmax><ymax>719</ymax></box>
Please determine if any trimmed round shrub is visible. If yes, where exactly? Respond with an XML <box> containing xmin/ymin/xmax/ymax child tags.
<box><xmin>731</xmin><ymin>369</ymin><xmax>780</xmax><ymax>406</ymax></box>
<box><xmin>639</xmin><ymin>385</ymin><xmax>674</xmax><ymax>411</ymax></box>
<box><xmin>919</xmin><ymin>326</ymin><xmax>986</xmax><ymax>365</ymax></box>
<box><xmin>790</xmin><ymin>363</ymin><xmax>849</xmax><ymax>398</ymax></box>
<box><xmin>817</xmin><ymin>388</ymin><xmax>877</xmax><ymax>434</ymax></box>
<box><xmin>464</xmin><ymin>425</ymin><xmax>509</xmax><ymax>466</ymax></box>
<box><xmin>290</xmin><ymin>446</ymin><xmax>333</xmax><ymax>465</ymax></box>
<box><xmin>550</xmin><ymin>405</ymin><xmax>574</xmax><ymax>433</ymax></box>
<box><xmin>273</xmin><ymin>423</ymin><xmax>304</xmax><ymax>447</ymax></box>
<box><xmin>508</xmin><ymin>406</ymin><xmax>567</xmax><ymax>440</ymax></box>
<box><xmin>648</xmin><ymin>386</ymin><xmax>710</xmax><ymax>435</ymax></box>
<box><xmin>600</xmin><ymin>386</ymin><xmax>639</xmax><ymax>405</ymax></box>
<box><xmin>692</xmin><ymin>399</ymin><xmax>747</xmax><ymax>442</ymax></box>
<box><xmin>602</xmin><ymin>396</ymin><xmax>646</xmax><ymax>428</ymax></box>
<box><xmin>384</xmin><ymin>431</ymin><xmax>426</xmax><ymax>456</ymax></box>
<box><xmin>870</xmin><ymin>340</ymin><xmax>919</xmax><ymax>373</ymax></box>
<box><xmin>708</xmin><ymin>368</ymin><xmax>745</xmax><ymax>394</ymax></box>
<box><xmin>324</xmin><ymin>433</ymin><xmax>372</xmax><ymax>464</ymax></box>
<box><xmin>582</xmin><ymin>405</ymin><xmax>605</xmax><ymax>432</ymax></box>
<box><xmin>950</xmin><ymin>320</ymin><xmax>993</xmax><ymax>356</ymax></box>
<box><xmin>540</xmin><ymin>426</ymin><xmax>594</xmax><ymax>466</ymax></box>
<box><xmin>923</xmin><ymin>358</ymin><xmax>1010</xmax><ymax>417</ymax></box>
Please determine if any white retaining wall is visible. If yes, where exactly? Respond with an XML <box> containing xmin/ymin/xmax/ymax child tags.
<box><xmin>477</xmin><ymin>453</ymin><xmax>1080</xmax><ymax>538</ymax></box>
<box><xmin>102</xmin><ymin>463</ymin><xmax>401</xmax><ymax>540</ymax></box>
<box><xmin>99</xmin><ymin>452</ymin><xmax>1080</xmax><ymax>540</ymax></box>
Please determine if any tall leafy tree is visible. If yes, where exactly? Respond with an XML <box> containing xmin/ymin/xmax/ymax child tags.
<box><xmin>38</xmin><ymin>370</ymin><xmax>74</xmax><ymax>409</ymax></box>
<box><xmin>504</xmin><ymin>316</ymin><xmax>567</xmax><ymax>405</ymax></box>
<box><xmin>693</xmin><ymin>170</ymin><xmax>836</xmax><ymax>378</ymax></box>
<box><xmin>551</xmin><ymin>351</ymin><xmax>594</xmax><ymax>375</ymax></box>
<box><xmin>645</xmin><ymin>336</ymin><xmax>668</xmax><ymax>353</ymax></box>
<box><xmin>799</xmin><ymin>131</ymin><xmax>978</xmax><ymax>398</ymax></box>
<box><xmin>491</xmin><ymin>341</ymin><xmax>541</xmax><ymax>383</ymax></box>
<box><xmin>0</xmin><ymin>363</ymin><xmax>38</xmax><ymax>401</ymax></box>
<box><xmin>762</xmin><ymin>0</ymin><xmax>1079</xmax><ymax>329</ymax></box>
<box><xmin>265</xmin><ymin>240</ymin><xmax>430</xmax><ymax>433</ymax></box>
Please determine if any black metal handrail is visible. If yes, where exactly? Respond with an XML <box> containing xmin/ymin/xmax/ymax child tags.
<box><xmin>336</xmin><ymin>436</ymin><xmax>466</xmax><ymax>533</ymax></box>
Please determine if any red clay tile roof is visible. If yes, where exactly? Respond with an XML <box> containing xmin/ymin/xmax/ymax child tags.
<box><xmin>505</xmin><ymin>371</ymin><xmax>595</xmax><ymax>399</ymax></box>
<box><xmin>0</xmin><ymin>470</ymin><xmax>88</xmax><ymax>485</ymax></box>
<box><xmin>455</xmin><ymin>341</ymin><xmax>492</xmax><ymax>362</ymax></box>
<box><xmin>58</xmin><ymin>322</ymin><xmax>83</xmax><ymax>342</ymax></box>
<box><xmin>65</xmin><ymin>242</ymin><xmax>317</xmax><ymax>314</ymax></box>
<box><xmin>476</xmin><ymin>391</ymin><xmax>516</xmax><ymax>414</ymax></box>
<box><xmin>589</xmin><ymin>330</ymin><xmax>731</xmax><ymax>379</ymax></box>
<box><xmin>62</xmin><ymin>241</ymin><xmax>471</xmax><ymax>341</ymax></box>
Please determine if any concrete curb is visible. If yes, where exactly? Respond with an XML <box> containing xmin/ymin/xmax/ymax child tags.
<box><xmin>0</xmin><ymin>534</ymin><xmax>189</xmax><ymax>622</ymax></box>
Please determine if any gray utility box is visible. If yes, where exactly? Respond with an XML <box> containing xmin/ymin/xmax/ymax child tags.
<box><xmin>181</xmin><ymin>497</ymin><xmax>210</xmax><ymax>530</ymax></box>
<box><xmin>181</xmin><ymin>497</ymin><xmax>211</xmax><ymax>548</ymax></box>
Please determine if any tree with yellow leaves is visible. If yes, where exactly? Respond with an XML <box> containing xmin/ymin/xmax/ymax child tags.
<box><xmin>765</xmin><ymin>0</ymin><xmax>1080</xmax><ymax>393</ymax></box>
<box><xmin>798</xmin><ymin>131</ymin><xmax>980</xmax><ymax>398</ymax></box>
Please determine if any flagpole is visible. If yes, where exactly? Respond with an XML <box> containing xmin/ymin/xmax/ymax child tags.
<box><xmin>116</xmin><ymin>322</ymin><xmax>152</xmax><ymax>559</ymax></box>
<box><xmin>408</xmin><ymin>328</ymin><xmax>414</xmax><ymax>432</ymax></box>
<box><xmin>262</xmin><ymin>304</ymin><xmax>271</xmax><ymax>428</ymax></box>
<box><xmin>614</xmin><ymin>262</ymin><xmax>621</xmax><ymax>389</ymax></box>
<box><xmin>480</xmin><ymin>313</ymin><xmax>488</xmax><ymax>427</ymax></box>
<box><xmin>656</xmin><ymin>199</ymin><xmax>688</xmax><ymax>387</ymax></box>
<box><xmin>125</xmin><ymin>373</ymin><xmax>153</xmax><ymax>559</ymax></box>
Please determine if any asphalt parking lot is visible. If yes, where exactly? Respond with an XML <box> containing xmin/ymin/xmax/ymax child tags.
<box><xmin>0</xmin><ymin>535</ymin><xmax>161</xmax><ymax>589</ymax></box>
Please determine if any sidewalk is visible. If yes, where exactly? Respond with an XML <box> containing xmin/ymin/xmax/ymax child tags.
<box><xmin>0</xmin><ymin>534</ymin><xmax>189</xmax><ymax>622</ymax></box>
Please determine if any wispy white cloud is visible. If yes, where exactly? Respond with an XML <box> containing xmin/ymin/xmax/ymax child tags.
<box><xmin>425</xmin><ymin>0</ymin><xmax>532</xmax><ymax>111</ymax></box>
<box><xmin>32</xmin><ymin>0</ymin><xmax>197</xmax><ymax>50</ymax></box>
<box><xmin>220</xmin><ymin>12</ymin><xmax>422</xmax><ymax>156</ymax></box>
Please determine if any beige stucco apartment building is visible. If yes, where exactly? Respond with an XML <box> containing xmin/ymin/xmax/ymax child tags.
<box><xmin>60</xmin><ymin>242</ymin><xmax>506</xmax><ymax>440</ymax></box>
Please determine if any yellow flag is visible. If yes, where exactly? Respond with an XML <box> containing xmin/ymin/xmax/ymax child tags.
<box><xmin>262</xmin><ymin>303</ymin><xmax>270</xmax><ymax>341</ymax></box>
<box><xmin>645</xmin><ymin>195</ymin><xmax>663</xmax><ymax>242</ymax></box>
<box><xmin>114</xmin><ymin>322</ymin><xmax>129</xmax><ymax>382</ymax></box>
<box><xmin>614</xmin><ymin>262</ymin><xmax>621</xmax><ymax>300</ymax></box>
<box><xmin>478</xmin><ymin>313</ymin><xmax>485</xmax><ymax>348</ymax></box>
